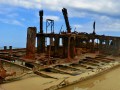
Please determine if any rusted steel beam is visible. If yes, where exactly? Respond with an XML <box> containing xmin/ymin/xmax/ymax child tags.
<box><xmin>93</xmin><ymin>21</ymin><xmax>96</xmax><ymax>35</ymax></box>
<box><xmin>67</xmin><ymin>37</ymin><xmax>71</xmax><ymax>61</ymax></box>
<box><xmin>37</xmin><ymin>35</ymin><xmax>45</xmax><ymax>53</ymax></box>
<box><xmin>91</xmin><ymin>38</ymin><xmax>95</xmax><ymax>52</ymax></box>
<box><xmin>62</xmin><ymin>8</ymin><xmax>71</xmax><ymax>33</ymax></box>
<box><xmin>70</xmin><ymin>37</ymin><xmax>75</xmax><ymax>58</ymax></box>
<box><xmin>54</xmin><ymin>36</ymin><xmax>59</xmax><ymax>55</ymax></box>
<box><xmin>26</xmin><ymin>27</ymin><xmax>37</xmax><ymax>60</ymax></box>
<box><xmin>37</xmin><ymin>10</ymin><xmax>45</xmax><ymax>53</ymax></box>
<box><xmin>39</xmin><ymin>10</ymin><xmax>43</xmax><ymax>34</ymax></box>
<box><xmin>63</xmin><ymin>37</ymin><xmax>68</xmax><ymax>58</ymax></box>
<box><xmin>37</xmin><ymin>36</ymin><xmax>40</xmax><ymax>53</ymax></box>
<box><xmin>46</xmin><ymin>19</ymin><xmax>54</xmax><ymax>33</ymax></box>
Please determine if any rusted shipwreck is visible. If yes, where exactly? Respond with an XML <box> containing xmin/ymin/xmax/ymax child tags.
<box><xmin>0</xmin><ymin>8</ymin><xmax>120</xmax><ymax>90</ymax></box>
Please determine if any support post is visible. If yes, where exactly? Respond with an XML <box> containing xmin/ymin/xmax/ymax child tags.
<box><xmin>70</xmin><ymin>37</ymin><xmax>75</xmax><ymax>58</ymax></box>
<box><xmin>39</xmin><ymin>10</ymin><xmax>43</xmax><ymax>34</ymax></box>
<box><xmin>26</xmin><ymin>27</ymin><xmax>36</xmax><ymax>60</ymax></box>
<box><xmin>63</xmin><ymin>37</ymin><xmax>68</xmax><ymax>58</ymax></box>
<box><xmin>37</xmin><ymin>35</ymin><xmax>45</xmax><ymax>53</ymax></box>
<box><xmin>62</xmin><ymin>8</ymin><xmax>71</xmax><ymax>33</ymax></box>
<box><xmin>54</xmin><ymin>36</ymin><xmax>59</xmax><ymax>55</ymax></box>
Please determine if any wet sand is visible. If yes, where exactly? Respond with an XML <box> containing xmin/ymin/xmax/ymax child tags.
<box><xmin>59</xmin><ymin>65</ymin><xmax>120</xmax><ymax>90</ymax></box>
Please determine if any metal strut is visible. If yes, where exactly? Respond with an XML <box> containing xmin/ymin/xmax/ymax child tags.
<box><xmin>62</xmin><ymin>8</ymin><xmax>71</xmax><ymax>33</ymax></box>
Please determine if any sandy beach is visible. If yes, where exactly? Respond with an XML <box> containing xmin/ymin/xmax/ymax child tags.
<box><xmin>59</xmin><ymin>65</ymin><xmax>120</xmax><ymax>90</ymax></box>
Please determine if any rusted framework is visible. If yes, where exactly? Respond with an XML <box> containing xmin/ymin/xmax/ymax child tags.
<box><xmin>25</xmin><ymin>8</ymin><xmax>120</xmax><ymax>61</ymax></box>
<box><xmin>46</xmin><ymin>19</ymin><xmax>54</xmax><ymax>33</ymax></box>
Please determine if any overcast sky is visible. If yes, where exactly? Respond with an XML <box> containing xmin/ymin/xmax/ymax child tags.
<box><xmin>0</xmin><ymin>0</ymin><xmax>120</xmax><ymax>48</ymax></box>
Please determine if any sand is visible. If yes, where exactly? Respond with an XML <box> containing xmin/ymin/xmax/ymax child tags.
<box><xmin>0</xmin><ymin>76</ymin><xmax>54</xmax><ymax>90</ymax></box>
<box><xmin>59</xmin><ymin>64</ymin><xmax>120</xmax><ymax>90</ymax></box>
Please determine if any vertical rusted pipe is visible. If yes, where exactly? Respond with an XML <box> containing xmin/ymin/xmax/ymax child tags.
<box><xmin>54</xmin><ymin>36</ymin><xmax>59</xmax><ymax>55</ymax></box>
<box><xmin>62</xmin><ymin>8</ymin><xmax>71</xmax><ymax>33</ymax></box>
<box><xmin>26</xmin><ymin>27</ymin><xmax>37</xmax><ymax>60</ymax></box>
<box><xmin>67</xmin><ymin>37</ymin><xmax>71</xmax><ymax>61</ymax></box>
<box><xmin>70</xmin><ymin>37</ymin><xmax>75</xmax><ymax>58</ymax></box>
<box><xmin>39</xmin><ymin>10</ymin><xmax>43</xmax><ymax>34</ymax></box>
<box><xmin>93</xmin><ymin>21</ymin><xmax>96</xmax><ymax>35</ymax></box>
